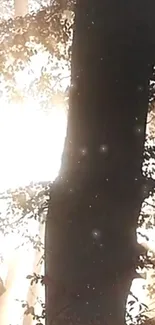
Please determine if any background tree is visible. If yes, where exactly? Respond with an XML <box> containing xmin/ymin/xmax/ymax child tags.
<box><xmin>14</xmin><ymin>0</ymin><xmax>28</xmax><ymax>17</ymax></box>
<box><xmin>45</xmin><ymin>1</ymin><xmax>155</xmax><ymax>325</ymax></box>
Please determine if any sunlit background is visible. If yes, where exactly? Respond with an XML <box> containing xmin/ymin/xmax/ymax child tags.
<box><xmin>0</xmin><ymin>1</ymin><xmax>155</xmax><ymax>325</ymax></box>
<box><xmin>0</xmin><ymin>1</ymin><xmax>70</xmax><ymax>324</ymax></box>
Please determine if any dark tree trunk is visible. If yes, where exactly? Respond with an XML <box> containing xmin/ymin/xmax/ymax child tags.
<box><xmin>45</xmin><ymin>1</ymin><xmax>155</xmax><ymax>325</ymax></box>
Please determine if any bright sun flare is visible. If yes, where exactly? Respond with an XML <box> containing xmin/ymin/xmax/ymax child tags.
<box><xmin>0</xmin><ymin>32</ymin><xmax>70</xmax><ymax>324</ymax></box>
<box><xmin>0</xmin><ymin>51</ymin><xmax>69</xmax><ymax>192</ymax></box>
<box><xmin>0</xmin><ymin>99</ymin><xmax>67</xmax><ymax>191</ymax></box>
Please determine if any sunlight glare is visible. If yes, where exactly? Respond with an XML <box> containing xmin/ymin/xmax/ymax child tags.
<box><xmin>0</xmin><ymin>51</ymin><xmax>69</xmax><ymax>192</ymax></box>
<box><xmin>0</xmin><ymin>37</ymin><xmax>70</xmax><ymax>324</ymax></box>
<box><xmin>0</xmin><ymin>100</ymin><xmax>67</xmax><ymax>191</ymax></box>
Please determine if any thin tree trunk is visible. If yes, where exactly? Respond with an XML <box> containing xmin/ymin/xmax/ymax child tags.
<box><xmin>14</xmin><ymin>0</ymin><xmax>28</xmax><ymax>17</ymax></box>
<box><xmin>45</xmin><ymin>1</ymin><xmax>155</xmax><ymax>324</ymax></box>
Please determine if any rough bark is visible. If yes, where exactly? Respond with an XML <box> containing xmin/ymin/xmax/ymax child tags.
<box><xmin>45</xmin><ymin>1</ymin><xmax>155</xmax><ymax>325</ymax></box>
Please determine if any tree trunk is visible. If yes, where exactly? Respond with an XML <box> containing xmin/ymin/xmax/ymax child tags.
<box><xmin>45</xmin><ymin>1</ymin><xmax>155</xmax><ymax>324</ymax></box>
<box><xmin>14</xmin><ymin>0</ymin><xmax>28</xmax><ymax>17</ymax></box>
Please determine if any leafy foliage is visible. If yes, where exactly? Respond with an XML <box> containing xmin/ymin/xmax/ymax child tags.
<box><xmin>0</xmin><ymin>0</ymin><xmax>74</xmax><ymax>110</ymax></box>
<box><xmin>0</xmin><ymin>1</ymin><xmax>74</xmax><ymax>323</ymax></box>
<box><xmin>126</xmin><ymin>291</ymin><xmax>150</xmax><ymax>325</ymax></box>
<box><xmin>0</xmin><ymin>1</ymin><xmax>73</xmax><ymax>63</ymax></box>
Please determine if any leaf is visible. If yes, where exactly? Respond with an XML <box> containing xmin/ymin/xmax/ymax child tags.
<box><xmin>22</xmin><ymin>303</ymin><xmax>27</xmax><ymax>308</ymax></box>
<box><xmin>26</xmin><ymin>275</ymin><xmax>33</xmax><ymax>279</ymax></box>
<box><xmin>24</xmin><ymin>305</ymin><xmax>35</xmax><ymax>315</ymax></box>
<box><xmin>128</xmin><ymin>307</ymin><xmax>134</xmax><ymax>312</ymax></box>
<box><xmin>128</xmin><ymin>300</ymin><xmax>135</xmax><ymax>306</ymax></box>
<box><xmin>141</xmin><ymin>303</ymin><xmax>149</xmax><ymax>310</ymax></box>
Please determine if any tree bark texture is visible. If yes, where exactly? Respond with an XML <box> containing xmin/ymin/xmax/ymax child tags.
<box><xmin>46</xmin><ymin>1</ymin><xmax>155</xmax><ymax>324</ymax></box>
